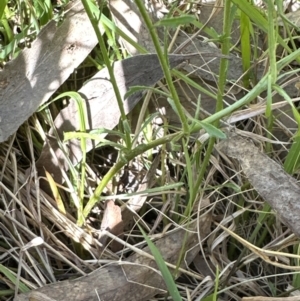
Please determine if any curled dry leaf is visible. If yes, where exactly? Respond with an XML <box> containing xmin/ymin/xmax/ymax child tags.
<box><xmin>218</xmin><ymin>128</ymin><xmax>300</xmax><ymax>237</ymax></box>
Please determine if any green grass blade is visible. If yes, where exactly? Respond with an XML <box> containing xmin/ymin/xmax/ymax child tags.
<box><xmin>232</xmin><ymin>0</ymin><xmax>267</xmax><ymax>31</ymax></box>
<box><xmin>232</xmin><ymin>0</ymin><xmax>293</xmax><ymax>57</ymax></box>
<box><xmin>154</xmin><ymin>15</ymin><xmax>196</xmax><ymax>27</ymax></box>
<box><xmin>134</xmin><ymin>0</ymin><xmax>189</xmax><ymax>133</ymax></box>
<box><xmin>266</xmin><ymin>0</ymin><xmax>277</xmax><ymax>83</ymax></box>
<box><xmin>284</xmin><ymin>135</ymin><xmax>300</xmax><ymax>174</ymax></box>
<box><xmin>81</xmin><ymin>132</ymin><xmax>182</xmax><ymax>225</ymax></box>
<box><xmin>138</xmin><ymin>225</ymin><xmax>183</xmax><ymax>301</ymax></box>
<box><xmin>100</xmin><ymin>12</ymin><xmax>147</xmax><ymax>54</ymax></box>
<box><xmin>0</xmin><ymin>264</ymin><xmax>29</xmax><ymax>293</ymax></box>
<box><xmin>83</xmin><ymin>0</ymin><xmax>132</xmax><ymax>150</ymax></box>
<box><xmin>240</xmin><ymin>10</ymin><xmax>251</xmax><ymax>87</ymax></box>
<box><xmin>44</xmin><ymin>91</ymin><xmax>88</xmax><ymax>223</ymax></box>
<box><xmin>273</xmin><ymin>85</ymin><xmax>300</xmax><ymax>126</ymax></box>
<box><xmin>0</xmin><ymin>0</ymin><xmax>7</xmax><ymax>19</ymax></box>
<box><xmin>191</xmin><ymin>120</ymin><xmax>227</xmax><ymax>139</ymax></box>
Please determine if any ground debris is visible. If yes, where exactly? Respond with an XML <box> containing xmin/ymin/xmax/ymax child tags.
<box><xmin>218</xmin><ymin>128</ymin><xmax>300</xmax><ymax>237</ymax></box>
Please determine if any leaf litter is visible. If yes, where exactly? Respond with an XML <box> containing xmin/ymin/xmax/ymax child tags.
<box><xmin>218</xmin><ymin>128</ymin><xmax>300</xmax><ymax>238</ymax></box>
<box><xmin>2</xmin><ymin>0</ymin><xmax>300</xmax><ymax>300</ymax></box>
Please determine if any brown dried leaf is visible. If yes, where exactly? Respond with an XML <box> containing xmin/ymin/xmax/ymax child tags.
<box><xmin>109</xmin><ymin>0</ymin><xmax>246</xmax><ymax>82</ymax></box>
<box><xmin>193</xmin><ymin>254</ymin><xmax>214</xmax><ymax>278</ymax></box>
<box><xmin>99</xmin><ymin>200</ymin><xmax>124</xmax><ymax>252</ymax></box>
<box><xmin>0</xmin><ymin>0</ymin><xmax>97</xmax><ymax>142</ymax></box>
<box><xmin>218</xmin><ymin>128</ymin><xmax>300</xmax><ymax>237</ymax></box>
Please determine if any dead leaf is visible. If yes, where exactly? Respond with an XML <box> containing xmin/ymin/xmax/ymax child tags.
<box><xmin>218</xmin><ymin>128</ymin><xmax>300</xmax><ymax>238</ymax></box>
<box><xmin>109</xmin><ymin>0</ymin><xmax>246</xmax><ymax>82</ymax></box>
<box><xmin>14</xmin><ymin>218</ymin><xmax>206</xmax><ymax>301</ymax></box>
<box><xmin>99</xmin><ymin>200</ymin><xmax>124</xmax><ymax>252</ymax></box>
<box><xmin>193</xmin><ymin>253</ymin><xmax>214</xmax><ymax>278</ymax></box>
<box><xmin>28</xmin><ymin>292</ymin><xmax>58</xmax><ymax>301</ymax></box>
<box><xmin>0</xmin><ymin>0</ymin><xmax>98</xmax><ymax>142</ymax></box>
<box><xmin>45</xmin><ymin>170</ymin><xmax>66</xmax><ymax>215</ymax></box>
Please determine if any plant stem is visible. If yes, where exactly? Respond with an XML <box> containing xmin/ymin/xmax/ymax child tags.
<box><xmin>81</xmin><ymin>0</ymin><xmax>132</xmax><ymax>149</ymax></box>
<box><xmin>134</xmin><ymin>0</ymin><xmax>189</xmax><ymax>133</ymax></box>
<box><xmin>186</xmin><ymin>0</ymin><xmax>233</xmax><ymax>214</ymax></box>
<box><xmin>79</xmin><ymin>132</ymin><xmax>182</xmax><ymax>226</ymax></box>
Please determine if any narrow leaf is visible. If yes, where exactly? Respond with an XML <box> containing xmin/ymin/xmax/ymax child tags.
<box><xmin>138</xmin><ymin>225</ymin><xmax>183</xmax><ymax>301</ymax></box>
<box><xmin>45</xmin><ymin>171</ymin><xmax>66</xmax><ymax>214</ymax></box>
<box><xmin>191</xmin><ymin>119</ymin><xmax>226</xmax><ymax>139</ymax></box>
<box><xmin>154</xmin><ymin>15</ymin><xmax>196</xmax><ymax>27</ymax></box>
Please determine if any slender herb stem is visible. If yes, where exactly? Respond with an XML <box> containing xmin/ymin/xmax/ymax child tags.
<box><xmin>186</xmin><ymin>0</ymin><xmax>233</xmax><ymax>215</ymax></box>
<box><xmin>134</xmin><ymin>0</ymin><xmax>189</xmax><ymax>133</ymax></box>
<box><xmin>80</xmin><ymin>132</ymin><xmax>182</xmax><ymax>226</ymax></box>
<box><xmin>81</xmin><ymin>0</ymin><xmax>132</xmax><ymax>149</ymax></box>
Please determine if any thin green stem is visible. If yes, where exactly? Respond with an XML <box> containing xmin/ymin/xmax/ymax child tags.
<box><xmin>134</xmin><ymin>0</ymin><xmax>189</xmax><ymax>133</ymax></box>
<box><xmin>215</xmin><ymin>1</ymin><xmax>232</xmax><ymax>118</ymax></box>
<box><xmin>187</xmin><ymin>0</ymin><xmax>233</xmax><ymax>214</ymax></box>
<box><xmin>79</xmin><ymin>132</ymin><xmax>182</xmax><ymax>226</ymax></box>
<box><xmin>197</xmin><ymin>73</ymin><xmax>268</xmax><ymax>130</ymax></box>
<box><xmin>81</xmin><ymin>0</ymin><xmax>131</xmax><ymax>149</ymax></box>
<box><xmin>267</xmin><ymin>0</ymin><xmax>277</xmax><ymax>84</ymax></box>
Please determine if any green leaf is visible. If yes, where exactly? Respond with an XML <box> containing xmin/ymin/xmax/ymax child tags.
<box><xmin>138</xmin><ymin>225</ymin><xmax>183</xmax><ymax>301</ymax></box>
<box><xmin>64</xmin><ymin>132</ymin><xmax>125</xmax><ymax>150</ymax></box>
<box><xmin>0</xmin><ymin>29</ymin><xmax>28</xmax><ymax>60</ymax></box>
<box><xmin>191</xmin><ymin>19</ymin><xmax>219</xmax><ymax>40</ymax></box>
<box><xmin>231</xmin><ymin>0</ymin><xmax>268</xmax><ymax>31</ymax></box>
<box><xmin>101</xmin><ymin>12</ymin><xmax>147</xmax><ymax>54</ymax></box>
<box><xmin>284</xmin><ymin>134</ymin><xmax>300</xmax><ymax>174</ymax></box>
<box><xmin>33</xmin><ymin>0</ymin><xmax>53</xmax><ymax>26</ymax></box>
<box><xmin>191</xmin><ymin>119</ymin><xmax>226</xmax><ymax>139</ymax></box>
<box><xmin>240</xmin><ymin>10</ymin><xmax>251</xmax><ymax>86</ymax></box>
<box><xmin>232</xmin><ymin>0</ymin><xmax>294</xmax><ymax>60</ymax></box>
<box><xmin>277</xmin><ymin>47</ymin><xmax>300</xmax><ymax>71</ymax></box>
<box><xmin>0</xmin><ymin>264</ymin><xmax>29</xmax><ymax>293</ymax></box>
<box><xmin>273</xmin><ymin>85</ymin><xmax>300</xmax><ymax>126</ymax></box>
<box><xmin>266</xmin><ymin>0</ymin><xmax>277</xmax><ymax>83</ymax></box>
<box><xmin>154</xmin><ymin>15</ymin><xmax>196</xmax><ymax>27</ymax></box>
<box><xmin>0</xmin><ymin>0</ymin><xmax>8</xmax><ymax>19</ymax></box>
